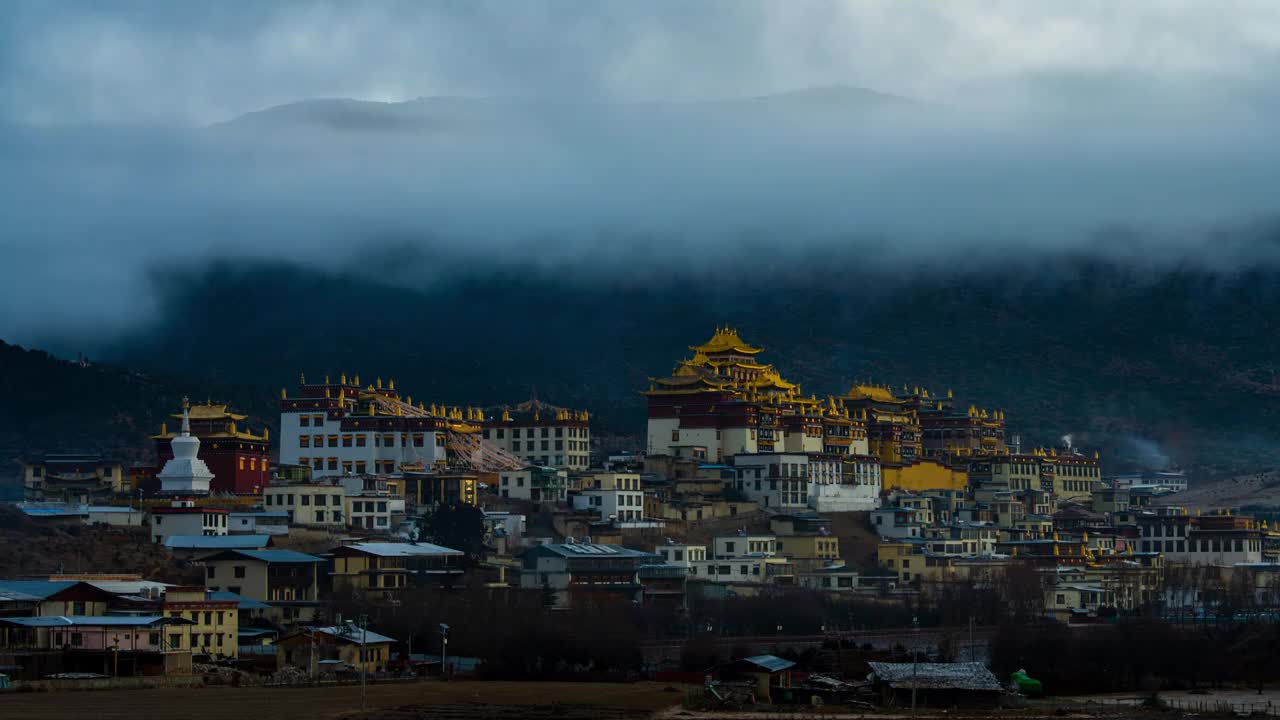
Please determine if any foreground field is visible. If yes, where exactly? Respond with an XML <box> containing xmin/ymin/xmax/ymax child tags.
<box><xmin>0</xmin><ymin>680</ymin><xmax>680</xmax><ymax>720</ymax></box>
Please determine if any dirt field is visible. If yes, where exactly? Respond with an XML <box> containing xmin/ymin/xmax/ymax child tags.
<box><xmin>1152</xmin><ymin>469</ymin><xmax>1280</xmax><ymax>509</ymax></box>
<box><xmin>0</xmin><ymin>680</ymin><xmax>680</xmax><ymax>720</ymax></box>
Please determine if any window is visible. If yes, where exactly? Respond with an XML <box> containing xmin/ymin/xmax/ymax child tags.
<box><xmin>169</xmin><ymin>634</ymin><xmax>182</xmax><ymax>649</ymax></box>
<box><xmin>328</xmin><ymin>458</ymin><xmax>338</xmax><ymax>470</ymax></box>
<box><xmin>512</xmin><ymin>441</ymin><xmax>521</xmax><ymax>452</ymax></box>
<box><xmin>300</xmin><ymin>416</ymin><xmax>310</xmax><ymax>427</ymax></box>
<box><xmin>301</xmin><ymin>494</ymin><xmax>311</xmax><ymax>506</ymax></box>
<box><xmin>541</xmin><ymin>428</ymin><xmax>549</xmax><ymax>438</ymax></box>
<box><xmin>207</xmin><ymin>566</ymin><xmax>216</xmax><ymax>578</ymax></box>
<box><xmin>299</xmin><ymin>436</ymin><xmax>311</xmax><ymax>448</ymax></box>
<box><xmin>204</xmin><ymin>611</ymin><xmax>212</xmax><ymax>625</ymax></box>
<box><xmin>355</xmin><ymin>435</ymin><xmax>367</xmax><ymax>447</ymax></box>
<box><xmin>343</xmin><ymin>435</ymin><xmax>353</xmax><ymax>447</ymax></box>
<box><xmin>328</xmin><ymin>435</ymin><xmax>339</xmax><ymax>448</ymax></box>
<box><xmin>316</xmin><ymin>511</ymin><xmax>325</xmax><ymax>521</ymax></box>
<box><xmin>73</xmin><ymin>601</ymin><xmax>86</xmax><ymax>615</ymax></box>
<box><xmin>725</xmin><ymin>541</ymin><xmax>735</xmax><ymax>554</ymax></box>
<box><xmin>234</xmin><ymin>565</ymin><xmax>246</xmax><ymax>578</ymax></box>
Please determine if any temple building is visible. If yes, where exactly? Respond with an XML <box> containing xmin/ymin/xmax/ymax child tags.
<box><xmin>279</xmin><ymin>373</ymin><xmax>480</xmax><ymax>479</ymax></box>
<box><xmin>153</xmin><ymin>402</ymin><xmax>269</xmax><ymax>495</ymax></box>
<box><xmin>22</xmin><ymin>454</ymin><xmax>125</xmax><ymax>502</ymax></box>
<box><xmin>480</xmin><ymin>398</ymin><xmax>592</xmax><ymax>470</ymax></box>
<box><xmin>156</xmin><ymin>403</ymin><xmax>215</xmax><ymax>495</ymax></box>
<box><xmin>643</xmin><ymin>328</ymin><xmax>858</xmax><ymax>462</ymax></box>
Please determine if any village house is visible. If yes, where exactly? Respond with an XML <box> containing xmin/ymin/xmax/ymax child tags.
<box><xmin>329</xmin><ymin>542</ymin><xmax>465</xmax><ymax>595</ymax></box>
<box><xmin>518</xmin><ymin>542</ymin><xmax>659</xmax><ymax>608</ymax></box>
<box><xmin>201</xmin><ymin>549</ymin><xmax>325</xmax><ymax>624</ymax></box>
<box><xmin>277</xmin><ymin>624</ymin><xmax>396</xmax><ymax>675</ymax></box>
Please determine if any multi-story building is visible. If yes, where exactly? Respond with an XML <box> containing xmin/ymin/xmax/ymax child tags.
<box><xmin>643</xmin><ymin>329</ymin><xmax>870</xmax><ymax>462</ymax></box>
<box><xmin>279</xmin><ymin>374</ymin><xmax>461</xmax><ymax>479</ymax></box>
<box><xmin>498</xmin><ymin>466</ymin><xmax>568</xmax><ymax>503</ymax></box>
<box><xmin>202</xmin><ymin>549</ymin><xmax>325</xmax><ymax>624</ymax></box>
<box><xmin>730</xmin><ymin>453</ymin><xmax>811</xmax><ymax>510</ymax></box>
<box><xmin>153</xmin><ymin>401</ymin><xmax>269</xmax><ymax>495</ymax></box>
<box><xmin>343</xmin><ymin>494</ymin><xmax>395</xmax><ymax>532</ymax></box>
<box><xmin>401</xmin><ymin>471</ymin><xmax>479</xmax><ymax>509</ymax></box>
<box><xmin>518</xmin><ymin>542</ymin><xmax>660</xmax><ymax>608</ymax></box>
<box><xmin>157</xmin><ymin>586</ymin><xmax>239</xmax><ymax>660</ymax></box>
<box><xmin>481</xmin><ymin>399</ymin><xmax>592</xmax><ymax>470</ymax></box>
<box><xmin>329</xmin><ymin>542</ymin><xmax>465</xmax><ymax>595</ymax></box>
<box><xmin>572</xmin><ymin>472</ymin><xmax>645</xmax><ymax>522</ymax></box>
<box><xmin>264</xmin><ymin>481</ymin><xmax>345</xmax><ymax>528</ymax></box>
<box><xmin>148</xmin><ymin>501</ymin><xmax>228</xmax><ymax>545</ymax></box>
<box><xmin>22</xmin><ymin>453</ymin><xmax>125</xmax><ymax>502</ymax></box>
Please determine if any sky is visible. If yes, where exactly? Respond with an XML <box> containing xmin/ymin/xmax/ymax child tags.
<box><xmin>2</xmin><ymin>1</ymin><xmax>1280</xmax><ymax>346</ymax></box>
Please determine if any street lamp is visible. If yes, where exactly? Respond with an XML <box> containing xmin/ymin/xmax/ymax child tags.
<box><xmin>439</xmin><ymin>623</ymin><xmax>450</xmax><ymax>680</ymax></box>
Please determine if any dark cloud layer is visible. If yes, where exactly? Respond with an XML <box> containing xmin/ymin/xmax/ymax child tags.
<box><xmin>2</xmin><ymin>2</ymin><xmax>1279</xmax><ymax>346</ymax></box>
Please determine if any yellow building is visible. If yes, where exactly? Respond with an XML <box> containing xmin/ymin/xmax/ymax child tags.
<box><xmin>329</xmin><ymin>542</ymin><xmax>465</xmax><ymax>595</ymax></box>
<box><xmin>163</xmin><ymin>587</ymin><xmax>239</xmax><ymax>660</ymax></box>
<box><xmin>881</xmin><ymin>459</ymin><xmax>968</xmax><ymax>493</ymax></box>
<box><xmin>878</xmin><ymin>541</ymin><xmax>923</xmax><ymax>582</ymax></box>
<box><xmin>277</xmin><ymin>625</ymin><xmax>396</xmax><ymax>674</ymax></box>
<box><xmin>775</xmin><ymin>535</ymin><xmax>841</xmax><ymax>573</ymax></box>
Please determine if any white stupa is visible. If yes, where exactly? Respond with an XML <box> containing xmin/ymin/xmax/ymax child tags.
<box><xmin>157</xmin><ymin>400</ymin><xmax>215</xmax><ymax>495</ymax></box>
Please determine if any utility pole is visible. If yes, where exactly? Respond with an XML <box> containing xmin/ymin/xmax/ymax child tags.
<box><xmin>911</xmin><ymin>615</ymin><xmax>919</xmax><ymax>717</ymax></box>
<box><xmin>360</xmin><ymin>615</ymin><xmax>368</xmax><ymax>711</ymax></box>
<box><xmin>439</xmin><ymin>623</ymin><xmax>450</xmax><ymax>680</ymax></box>
<box><xmin>968</xmin><ymin>616</ymin><xmax>975</xmax><ymax>662</ymax></box>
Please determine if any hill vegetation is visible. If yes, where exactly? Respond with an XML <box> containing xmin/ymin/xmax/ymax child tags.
<box><xmin>94</xmin><ymin>258</ymin><xmax>1280</xmax><ymax>480</ymax></box>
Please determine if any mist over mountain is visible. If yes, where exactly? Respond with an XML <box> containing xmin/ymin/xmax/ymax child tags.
<box><xmin>57</xmin><ymin>254</ymin><xmax>1276</xmax><ymax>480</ymax></box>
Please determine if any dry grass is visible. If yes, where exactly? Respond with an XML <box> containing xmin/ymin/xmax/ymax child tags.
<box><xmin>0</xmin><ymin>680</ymin><xmax>680</xmax><ymax>720</ymax></box>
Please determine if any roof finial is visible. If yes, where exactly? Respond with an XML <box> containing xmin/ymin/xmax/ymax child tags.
<box><xmin>181</xmin><ymin>396</ymin><xmax>191</xmax><ymax>436</ymax></box>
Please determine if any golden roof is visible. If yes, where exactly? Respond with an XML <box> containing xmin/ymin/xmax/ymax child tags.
<box><xmin>690</xmin><ymin>327</ymin><xmax>763</xmax><ymax>355</ymax></box>
<box><xmin>747</xmin><ymin>370</ymin><xmax>797</xmax><ymax>391</ymax></box>
<box><xmin>170</xmin><ymin>403</ymin><xmax>247</xmax><ymax>421</ymax></box>
<box><xmin>844</xmin><ymin>384</ymin><xmax>899</xmax><ymax>403</ymax></box>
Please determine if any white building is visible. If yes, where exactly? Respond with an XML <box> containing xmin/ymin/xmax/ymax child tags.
<box><xmin>571</xmin><ymin>472</ymin><xmax>645</xmax><ymax>522</ymax></box>
<box><xmin>481</xmin><ymin>399</ymin><xmax>592</xmax><ymax>471</ymax></box>
<box><xmin>497</xmin><ymin>466</ymin><xmax>568</xmax><ymax>503</ymax></box>
<box><xmin>871</xmin><ymin>506</ymin><xmax>924</xmax><ymax>540</ymax></box>
<box><xmin>279</xmin><ymin>375</ymin><xmax>449</xmax><ymax>480</ymax></box>
<box><xmin>157</xmin><ymin>405</ymin><xmax>215</xmax><ymax>495</ymax></box>
<box><xmin>149</xmin><ymin>500</ymin><xmax>228</xmax><ymax>544</ymax></box>
<box><xmin>264</xmin><ymin>482</ymin><xmax>346</xmax><ymax>528</ymax></box>
<box><xmin>345</xmin><ymin>494</ymin><xmax>395</xmax><ymax>531</ymax></box>
<box><xmin>654</xmin><ymin>543</ymin><xmax>707</xmax><ymax>568</ymax></box>
<box><xmin>730</xmin><ymin>453</ymin><xmax>811</xmax><ymax>510</ymax></box>
<box><xmin>228</xmin><ymin>511</ymin><xmax>290</xmax><ymax>536</ymax></box>
<box><xmin>713</xmin><ymin>534</ymin><xmax>777</xmax><ymax>559</ymax></box>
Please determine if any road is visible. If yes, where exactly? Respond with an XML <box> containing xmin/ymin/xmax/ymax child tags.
<box><xmin>0</xmin><ymin>680</ymin><xmax>677</xmax><ymax>720</ymax></box>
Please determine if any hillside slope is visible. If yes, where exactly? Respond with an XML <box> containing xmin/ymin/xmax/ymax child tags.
<box><xmin>0</xmin><ymin>339</ymin><xmax>275</xmax><ymax>474</ymax></box>
<box><xmin>91</xmin><ymin>258</ymin><xmax>1280</xmax><ymax>479</ymax></box>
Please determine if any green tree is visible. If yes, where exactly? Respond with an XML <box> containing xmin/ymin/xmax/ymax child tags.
<box><xmin>420</xmin><ymin>503</ymin><xmax>486</xmax><ymax>563</ymax></box>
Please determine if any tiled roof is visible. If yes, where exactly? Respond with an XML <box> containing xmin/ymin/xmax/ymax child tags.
<box><xmin>163</xmin><ymin>535</ymin><xmax>271</xmax><ymax>549</ymax></box>
<box><xmin>340</xmin><ymin>542</ymin><xmax>462</xmax><ymax>557</ymax></box>
<box><xmin>868</xmin><ymin>662</ymin><xmax>1002</xmax><ymax>691</ymax></box>
<box><xmin>0</xmin><ymin>580</ymin><xmax>76</xmax><ymax>599</ymax></box>
<box><xmin>307</xmin><ymin>625</ymin><xmax>396</xmax><ymax>645</ymax></box>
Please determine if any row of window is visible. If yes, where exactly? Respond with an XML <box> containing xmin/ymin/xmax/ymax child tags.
<box><xmin>295</xmin><ymin>458</ymin><xmax>397</xmax><ymax>473</ymax></box>
<box><xmin>299</xmin><ymin>433</ymin><xmax>433</xmax><ymax>449</ymax></box>
<box><xmin>267</xmin><ymin>492</ymin><xmax>340</xmax><ymax>506</ymax></box>
<box><xmin>484</xmin><ymin>426</ymin><xmax>587</xmax><ymax>439</ymax></box>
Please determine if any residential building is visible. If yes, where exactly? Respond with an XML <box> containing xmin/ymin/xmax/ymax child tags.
<box><xmin>0</xmin><ymin>580</ymin><xmax>116</xmax><ymax>617</ymax></box>
<box><xmin>148</xmin><ymin>501</ymin><xmax>228</xmax><ymax>545</ymax></box>
<box><xmin>228</xmin><ymin>511</ymin><xmax>290</xmax><ymax>535</ymax></box>
<box><xmin>731</xmin><ymin>453</ymin><xmax>811</xmax><ymax>510</ymax></box>
<box><xmin>329</xmin><ymin>542</ymin><xmax>465</xmax><ymax>594</ymax></box>
<box><xmin>344</xmin><ymin>494</ymin><xmax>395</xmax><ymax>532</ymax></box>
<box><xmin>481</xmin><ymin>398</ymin><xmax>592</xmax><ymax>470</ymax></box>
<box><xmin>401</xmin><ymin>471</ymin><xmax>479</xmax><ymax>509</ymax></box>
<box><xmin>163</xmin><ymin>534</ymin><xmax>272</xmax><ymax>561</ymax></box>
<box><xmin>0</xmin><ymin>616</ymin><xmax>195</xmax><ymax>678</ymax></box>
<box><xmin>713</xmin><ymin>534</ymin><xmax>776</xmax><ymax>559</ymax></box>
<box><xmin>572</xmin><ymin>472</ymin><xmax>645</xmax><ymax>522</ymax></box>
<box><xmin>872</xmin><ymin>506</ymin><xmax>924</xmax><ymax>540</ymax></box>
<box><xmin>498</xmin><ymin>466</ymin><xmax>568</xmax><ymax>503</ymax></box>
<box><xmin>518</xmin><ymin>542</ymin><xmax>660</xmax><ymax>608</ymax></box>
<box><xmin>201</xmin><ymin>549</ymin><xmax>325</xmax><ymax>624</ymax></box>
<box><xmin>264</xmin><ymin>481</ymin><xmax>345</xmax><ymax>527</ymax></box>
<box><xmin>22</xmin><ymin>453</ymin><xmax>125</xmax><ymax>502</ymax></box>
<box><xmin>277</xmin><ymin>624</ymin><xmax>396</xmax><ymax>674</ymax></box>
<box><xmin>157</xmin><ymin>586</ymin><xmax>240</xmax><ymax>660</ymax></box>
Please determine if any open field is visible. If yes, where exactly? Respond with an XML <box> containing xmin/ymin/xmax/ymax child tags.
<box><xmin>0</xmin><ymin>680</ymin><xmax>680</xmax><ymax>720</ymax></box>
